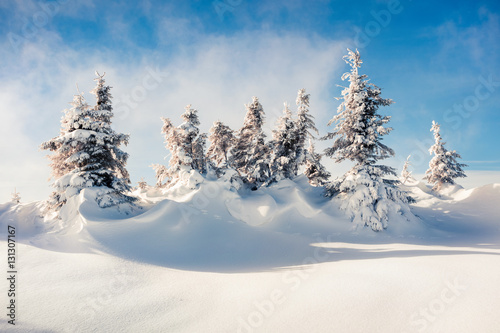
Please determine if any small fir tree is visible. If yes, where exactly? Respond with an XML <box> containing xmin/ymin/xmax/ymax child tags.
<box><xmin>295</xmin><ymin>88</ymin><xmax>318</xmax><ymax>169</ymax></box>
<box><xmin>206</xmin><ymin>120</ymin><xmax>236</xmax><ymax>174</ymax></box>
<box><xmin>304</xmin><ymin>139</ymin><xmax>331</xmax><ymax>186</ymax></box>
<box><xmin>152</xmin><ymin>117</ymin><xmax>179</xmax><ymax>187</ymax></box>
<box><xmin>425</xmin><ymin>121</ymin><xmax>467</xmax><ymax>191</ymax></box>
<box><xmin>137</xmin><ymin>177</ymin><xmax>148</xmax><ymax>190</ymax></box>
<box><xmin>153</xmin><ymin>105</ymin><xmax>206</xmax><ymax>188</ymax></box>
<box><xmin>11</xmin><ymin>188</ymin><xmax>21</xmax><ymax>204</ymax></box>
<box><xmin>269</xmin><ymin>103</ymin><xmax>299</xmax><ymax>182</ymax></box>
<box><xmin>193</xmin><ymin>133</ymin><xmax>208</xmax><ymax>174</ymax></box>
<box><xmin>231</xmin><ymin>97</ymin><xmax>270</xmax><ymax>188</ymax></box>
<box><xmin>401</xmin><ymin>155</ymin><xmax>415</xmax><ymax>184</ymax></box>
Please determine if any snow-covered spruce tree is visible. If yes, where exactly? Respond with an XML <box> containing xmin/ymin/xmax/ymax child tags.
<box><xmin>153</xmin><ymin>105</ymin><xmax>207</xmax><ymax>188</ymax></box>
<box><xmin>295</xmin><ymin>89</ymin><xmax>317</xmax><ymax>163</ymax></box>
<box><xmin>294</xmin><ymin>88</ymin><xmax>330</xmax><ymax>185</ymax></box>
<box><xmin>177</xmin><ymin>105</ymin><xmax>207</xmax><ymax>175</ymax></box>
<box><xmin>137</xmin><ymin>177</ymin><xmax>148</xmax><ymax>190</ymax></box>
<box><xmin>11</xmin><ymin>188</ymin><xmax>21</xmax><ymax>204</ymax></box>
<box><xmin>231</xmin><ymin>97</ymin><xmax>270</xmax><ymax>188</ymax></box>
<box><xmin>304</xmin><ymin>139</ymin><xmax>331</xmax><ymax>186</ymax></box>
<box><xmin>206</xmin><ymin>120</ymin><xmax>236</xmax><ymax>175</ymax></box>
<box><xmin>269</xmin><ymin>103</ymin><xmax>299</xmax><ymax>183</ymax></box>
<box><xmin>152</xmin><ymin>117</ymin><xmax>178</xmax><ymax>187</ymax></box>
<box><xmin>41</xmin><ymin>73</ymin><xmax>134</xmax><ymax>211</ymax></box>
<box><xmin>401</xmin><ymin>155</ymin><xmax>415</xmax><ymax>184</ymax></box>
<box><xmin>425</xmin><ymin>121</ymin><xmax>467</xmax><ymax>191</ymax></box>
<box><xmin>193</xmin><ymin>133</ymin><xmax>208</xmax><ymax>175</ymax></box>
<box><xmin>322</xmin><ymin>49</ymin><xmax>413</xmax><ymax>231</ymax></box>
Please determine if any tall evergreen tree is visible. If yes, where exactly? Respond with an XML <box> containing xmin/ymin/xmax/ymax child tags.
<box><xmin>178</xmin><ymin>105</ymin><xmax>200</xmax><ymax>166</ymax></box>
<box><xmin>425</xmin><ymin>121</ymin><xmax>467</xmax><ymax>191</ymax></box>
<box><xmin>153</xmin><ymin>105</ymin><xmax>206</xmax><ymax>188</ymax></box>
<box><xmin>294</xmin><ymin>88</ymin><xmax>330</xmax><ymax>185</ymax></box>
<box><xmin>206</xmin><ymin>120</ymin><xmax>236</xmax><ymax>172</ymax></box>
<box><xmin>193</xmin><ymin>133</ymin><xmax>208</xmax><ymax>174</ymax></box>
<box><xmin>295</xmin><ymin>88</ymin><xmax>318</xmax><ymax>167</ymax></box>
<box><xmin>322</xmin><ymin>49</ymin><xmax>413</xmax><ymax>231</ymax></box>
<box><xmin>231</xmin><ymin>97</ymin><xmax>270</xmax><ymax>188</ymax></box>
<box><xmin>269</xmin><ymin>103</ymin><xmax>299</xmax><ymax>182</ymax></box>
<box><xmin>41</xmin><ymin>72</ymin><xmax>134</xmax><ymax>210</ymax></box>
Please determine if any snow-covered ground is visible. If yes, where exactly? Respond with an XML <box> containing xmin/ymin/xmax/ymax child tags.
<box><xmin>1</xmin><ymin>175</ymin><xmax>499</xmax><ymax>332</ymax></box>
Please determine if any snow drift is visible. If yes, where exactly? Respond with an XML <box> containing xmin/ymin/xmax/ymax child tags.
<box><xmin>1</xmin><ymin>176</ymin><xmax>500</xmax><ymax>332</ymax></box>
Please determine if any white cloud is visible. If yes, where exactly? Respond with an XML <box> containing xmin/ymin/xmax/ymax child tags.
<box><xmin>434</xmin><ymin>7</ymin><xmax>500</xmax><ymax>68</ymax></box>
<box><xmin>0</xmin><ymin>27</ymin><xmax>352</xmax><ymax>202</ymax></box>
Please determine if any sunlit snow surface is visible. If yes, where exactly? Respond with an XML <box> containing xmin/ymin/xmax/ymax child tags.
<box><xmin>1</xmin><ymin>175</ymin><xmax>499</xmax><ymax>332</ymax></box>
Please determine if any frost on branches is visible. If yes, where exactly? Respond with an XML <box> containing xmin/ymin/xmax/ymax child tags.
<box><xmin>153</xmin><ymin>105</ymin><xmax>207</xmax><ymax>189</ymax></box>
<box><xmin>323</xmin><ymin>49</ymin><xmax>414</xmax><ymax>231</ymax></box>
<box><xmin>40</xmin><ymin>72</ymin><xmax>135</xmax><ymax>213</ymax></box>
<box><xmin>401</xmin><ymin>155</ymin><xmax>415</xmax><ymax>184</ymax></box>
<box><xmin>231</xmin><ymin>97</ymin><xmax>271</xmax><ymax>189</ymax></box>
<box><xmin>425</xmin><ymin>121</ymin><xmax>467</xmax><ymax>191</ymax></box>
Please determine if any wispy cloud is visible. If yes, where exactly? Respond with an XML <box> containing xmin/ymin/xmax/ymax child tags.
<box><xmin>0</xmin><ymin>21</ymin><xmax>351</xmax><ymax>201</ymax></box>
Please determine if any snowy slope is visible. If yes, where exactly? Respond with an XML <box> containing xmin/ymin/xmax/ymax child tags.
<box><xmin>1</xmin><ymin>176</ymin><xmax>499</xmax><ymax>332</ymax></box>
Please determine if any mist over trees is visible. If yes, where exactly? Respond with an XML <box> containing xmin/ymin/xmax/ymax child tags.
<box><xmin>40</xmin><ymin>50</ymin><xmax>467</xmax><ymax>230</ymax></box>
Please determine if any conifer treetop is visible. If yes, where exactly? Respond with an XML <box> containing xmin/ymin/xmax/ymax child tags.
<box><xmin>324</xmin><ymin>48</ymin><xmax>394</xmax><ymax>168</ymax></box>
<box><xmin>425</xmin><ymin>121</ymin><xmax>467</xmax><ymax>190</ymax></box>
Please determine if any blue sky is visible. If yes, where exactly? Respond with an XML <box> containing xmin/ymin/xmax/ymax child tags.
<box><xmin>1</xmin><ymin>0</ymin><xmax>499</xmax><ymax>202</ymax></box>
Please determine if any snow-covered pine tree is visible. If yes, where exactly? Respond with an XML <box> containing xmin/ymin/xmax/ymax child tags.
<box><xmin>269</xmin><ymin>103</ymin><xmax>299</xmax><ymax>182</ymax></box>
<box><xmin>425</xmin><ymin>121</ymin><xmax>467</xmax><ymax>191</ymax></box>
<box><xmin>11</xmin><ymin>188</ymin><xmax>21</xmax><ymax>204</ymax></box>
<box><xmin>295</xmin><ymin>88</ymin><xmax>318</xmax><ymax>166</ymax></box>
<box><xmin>304</xmin><ymin>139</ymin><xmax>331</xmax><ymax>186</ymax></box>
<box><xmin>292</xmin><ymin>88</ymin><xmax>330</xmax><ymax>185</ymax></box>
<box><xmin>153</xmin><ymin>105</ymin><xmax>207</xmax><ymax>188</ymax></box>
<box><xmin>248</xmin><ymin>132</ymin><xmax>271</xmax><ymax>186</ymax></box>
<box><xmin>231</xmin><ymin>97</ymin><xmax>270</xmax><ymax>188</ymax></box>
<box><xmin>206</xmin><ymin>120</ymin><xmax>236</xmax><ymax>173</ymax></box>
<box><xmin>152</xmin><ymin>117</ymin><xmax>178</xmax><ymax>187</ymax></box>
<box><xmin>401</xmin><ymin>155</ymin><xmax>415</xmax><ymax>184</ymax></box>
<box><xmin>151</xmin><ymin>163</ymin><xmax>169</xmax><ymax>188</ymax></box>
<box><xmin>41</xmin><ymin>73</ymin><xmax>135</xmax><ymax>211</ymax></box>
<box><xmin>178</xmin><ymin>105</ymin><xmax>200</xmax><ymax>165</ymax></box>
<box><xmin>192</xmin><ymin>133</ymin><xmax>208</xmax><ymax>174</ymax></box>
<box><xmin>42</xmin><ymin>93</ymin><xmax>90</xmax><ymax>184</ymax></box>
<box><xmin>137</xmin><ymin>177</ymin><xmax>148</xmax><ymax>190</ymax></box>
<box><xmin>322</xmin><ymin>49</ymin><xmax>413</xmax><ymax>231</ymax></box>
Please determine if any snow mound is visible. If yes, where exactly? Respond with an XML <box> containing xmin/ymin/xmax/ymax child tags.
<box><xmin>0</xmin><ymin>201</ymin><xmax>46</xmax><ymax>237</ymax></box>
<box><xmin>226</xmin><ymin>193</ymin><xmax>277</xmax><ymax>226</ymax></box>
<box><xmin>3</xmin><ymin>176</ymin><xmax>499</xmax><ymax>273</ymax></box>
